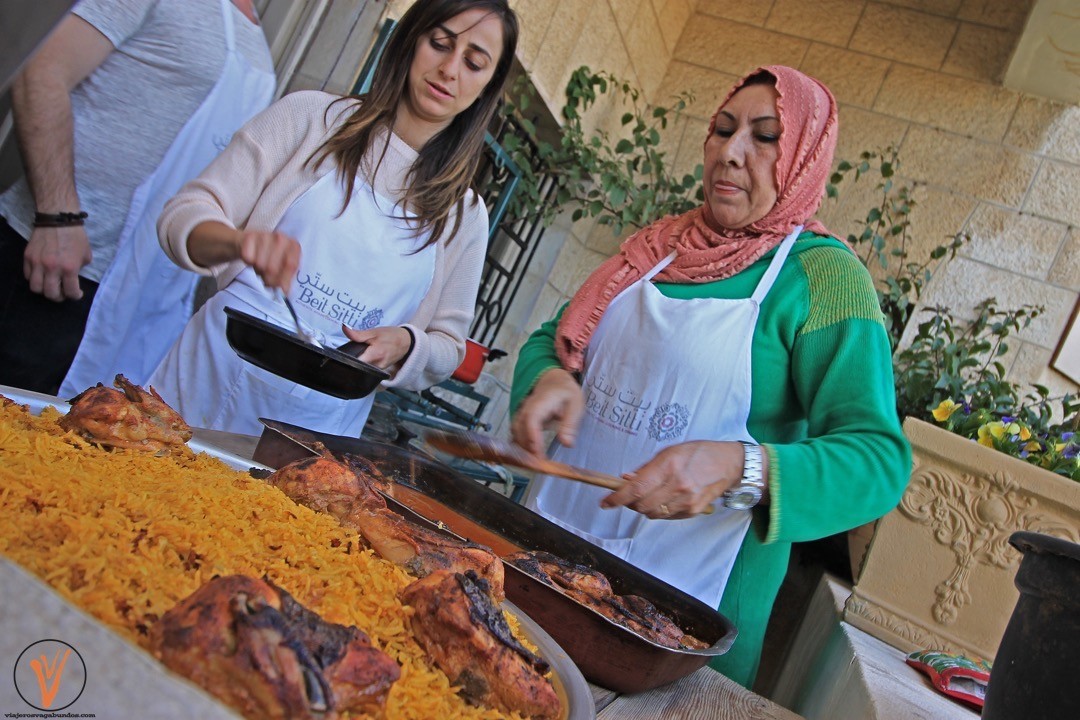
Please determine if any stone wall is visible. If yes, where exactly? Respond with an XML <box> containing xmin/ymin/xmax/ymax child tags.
<box><xmin>475</xmin><ymin>0</ymin><xmax>1080</xmax><ymax>437</ymax></box>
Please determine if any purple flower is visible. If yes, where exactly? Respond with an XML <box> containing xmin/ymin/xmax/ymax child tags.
<box><xmin>1062</xmin><ymin>432</ymin><xmax>1074</xmax><ymax>442</ymax></box>
<box><xmin>1064</xmin><ymin>445</ymin><xmax>1079</xmax><ymax>460</ymax></box>
<box><xmin>1002</xmin><ymin>416</ymin><xmax>1015</xmax><ymax>423</ymax></box>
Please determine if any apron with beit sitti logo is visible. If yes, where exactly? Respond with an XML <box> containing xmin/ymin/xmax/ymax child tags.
<box><xmin>525</xmin><ymin>227</ymin><xmax>801</xmax><ymax>609</ymax></box>
<box><xmin>60</xmin><ymin>0</ymin><xmax>275</xmax><ymax>397</ymax></box>
<box><xmin>148</xmin><ymin>171</ymin><xmax>436</xmax><ymax>436</ymax></box>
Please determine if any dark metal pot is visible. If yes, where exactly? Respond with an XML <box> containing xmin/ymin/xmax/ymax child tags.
<box><xmin>982</xmin><ymin>531</ymin><xmax>1080</xmax><ymax>719</ymax></box>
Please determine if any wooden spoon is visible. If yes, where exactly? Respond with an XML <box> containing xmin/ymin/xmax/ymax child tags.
<box><xmin>424</xmin><ymin>429</ymin><xmax>715</xmax><ymax>515</ymax></box>
<box><xmin>424</xmin><ymin>428</ymin><xmax>625</xmax><ymax>490</ymax></box>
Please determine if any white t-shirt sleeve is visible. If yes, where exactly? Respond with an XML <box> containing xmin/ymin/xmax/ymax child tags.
<box><xmin>72</xmin><ymin>0</ymin><xmax>157</xmax><ymax>48</ymax></box>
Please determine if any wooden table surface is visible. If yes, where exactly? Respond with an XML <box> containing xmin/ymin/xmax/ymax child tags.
<box><xmin>194</xmin><ymin>427</ymin><xmax>802</xmax><ymax>720</ymax></box>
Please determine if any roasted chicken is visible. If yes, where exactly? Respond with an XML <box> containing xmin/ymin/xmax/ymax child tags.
<box><xmin>506</xmin><ymin>550</ymin><xmax>709</xmax><ymax>650</ymax></box>
<box><xmin>151</xmin><ymin>575</ymin><xmax>400</xmax><ymax>720</ymax></box>
<box><xmin>59</xmin><ymin>374</ymin><xmax>191</xmax><ymax>453</ymax></box>
<box><xmin>266</xmin><ymin>453</ymin><xmax>505</xmax><ymax>599</ymax></box>
<box><xmin>400</xmin><ymin>570</ymin><xmax>561</xmax><ymax>720</ymax></box>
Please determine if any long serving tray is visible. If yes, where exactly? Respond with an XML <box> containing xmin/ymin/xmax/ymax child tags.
<box><xmin>254</xmin><ymin>418</ymin><xmax>739</xmax><ymax>694</ymax></box>
<box><xmin>0</xmin><ymin>384</ymin><xmax>594</xmax><ymax>720</ymax></box>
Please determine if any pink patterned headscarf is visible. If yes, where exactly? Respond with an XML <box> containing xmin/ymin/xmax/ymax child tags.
<box><xmin>555</xmin><ymin>65</ymin><xmax>839</xmax><ymax>372</ymax></box>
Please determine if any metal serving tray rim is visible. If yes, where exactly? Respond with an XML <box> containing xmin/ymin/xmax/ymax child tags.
<box><xmin>255</xmin><ymin>418</ymin><xmax>737</xmax><ymax>659</ymax></box>
<box><xmin>0</xmin><ymin>384</ymin><xmax>271</xmax><ymax>473</ymax></box>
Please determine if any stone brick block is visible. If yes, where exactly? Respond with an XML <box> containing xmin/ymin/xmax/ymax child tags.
<box><xmin>1010</xmin><ymin>342</ymin><xmax>1080</xmax><ymax>400</ymax></box>
<box><xmin>766</xmin><ymin>0</ymin><xmax>865</xmax><ymax>47</ymax></box>
<box><xmin>1025</xmin><ymin>160</ymin><xmax>1080</xmax><ymax>227</ymax></box>
<box><xmin>625</xmin><ymin>2</ymin><xmax>670</xmax><ymax>99</ymax></box>
<box><xmin>671</xmin><ymin>116</ymin><xmax>708</xmax><ymax>186</ymax></box>
<box><xmin>874</xmin><ymin>64</ymin><xmax>1019</xmax><ymax>142</ymax></box>
<box><xmin>963</xmin><ymin>205</ymin><xmax>1068</xmax><ymax>281</ymax></box>
<box><xmin>696</xmin><ymin>0</ymin><xmax>774</xmax><ymax>26</ymax></box>
<box><xmin>655</xmin><ymin>0</ymin><xmax>692</xmax><ymax>54</ymax></box>
<box><xmin>901</xmin><ymin>125</ymin><xmax>1038</xmax><ymax>207</ymax></box>
<box><xmin>958</xmin><ymin>0</ymin><xmax>1036</xmax><ymax>31</ymax></box>
<box><xmin>1049</xmin><ymin>228</ymin><xmax>1080</xmax><ymax>291</ymax></box>
<box><xmin>800</xmin><ymin>44</ymin><xmax>890</xmax><ymax>109</ymax></box>
<box><xmin>511</xmin><ymin>0</ymin><xmax>559</xmax><ymax>68</ymax></box>
<box><xmin>610</xmin><ymin>0</ymin><xmax>649</xmax><ymax>37</ymax></box>
<box><xmin>904</xmin><ymin>184</ymin><xmax>977</xmax><ymax>262</ymax></box>
<box><xmin>1006</xmin><ymin>95</ymin><xmax>1080</xmax><ymax>165</ymax></box>
<box><xmin>548</xmin><ymin>237</ymin><xmax>607</xmax><ymax>296</ymax></box>
<box><xmin>877</xmin><ymin>0</ymin><xmax>964</xmax><ymax>17</ymax></box>
<box><xmin>832</xmin><ymin>106</ymin><xmax>909</xmax><ymax>162</ymax></box>
<box><xmin>849</xmin><ymin>3</ymin><xmax>958</xmax><ymax>70</ymax></box>
<box><xmin>674</xmin><ymin>15</ymin><xmax>808</xmax><ymax>76</ymax></box>
<box><xmin>924</xmin><ymin>256</ymin><xmax>1076</xmax><ymax>349</ymax></box>
<box><xmin>574</xmin><ymin>2</ymin><xmax>634</xmax><ymax>83</ymax></box>
<box><xmin>529</xmin><ymin>0</ymin><xmax>589</xmax><ymax>105</ymax></box>
<box><xmin>655</xmin><ymin>61</ymin><xmax>741</xmax><ymax>120</ymax></box>
<box><xmin>941</xmin><ymin>23</ymin><xmax>1016</xmax><ymax>83</ymax></box>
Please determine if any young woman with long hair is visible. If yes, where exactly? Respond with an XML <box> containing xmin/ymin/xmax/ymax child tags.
<box><xmin>148</xmin><ymin>0</ymin><xmax>519</xmax><ymax>436</ymax></box>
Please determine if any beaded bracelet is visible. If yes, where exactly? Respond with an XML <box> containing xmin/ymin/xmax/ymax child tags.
<box><xmin>33</xmin><ymin>211</ymin><xmax>88</xmax><ymax>227</ymax></box>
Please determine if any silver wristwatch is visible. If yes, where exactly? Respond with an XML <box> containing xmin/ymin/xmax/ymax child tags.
<box><xmin>722</xmin><ymin>442</ymin><xmax>765</xmax><ymax>510</ymax></box>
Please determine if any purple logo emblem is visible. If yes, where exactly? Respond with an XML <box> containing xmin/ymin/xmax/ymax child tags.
<box><xmin>647</xmin><ymin>403</ymin><xmax>689</xmax><ymax>441</ymax></box>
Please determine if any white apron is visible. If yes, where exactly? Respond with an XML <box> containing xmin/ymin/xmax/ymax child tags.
<box><xmin>60</xmin><ymin>0</ymin><xmax>275</xmax><ymax>397</ymax></box>
<box><xmin>525</xmin><ymin>228</ymin><xmax>801</xmax><ymax>609</ymax></box>
<box><xmin>148</xmin><ymin>171</ymin><xmax>437</xmax><ymax>436</ymax></box>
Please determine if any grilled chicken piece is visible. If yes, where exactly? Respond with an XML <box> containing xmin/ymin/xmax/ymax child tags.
<box><xmin>401</xmin><ymin>570</ymin><xmax>560</xmax><ymax>720</ymax></box>
<box><xmin>266</xmin><ymin>455</ymin><xmax>505</xmax><ymax>600</ymax></box>
<box><xmin>150</xmin><ymin>575</ymin><xmax>399</xmax><ymax>720</ymax></box>
<box><xmin>59</xmin><ymin>374</ymin><xmax>191</xmax><ymax>453</ymax></box>
<box><xmin>506</xmin><ymin>550</ymin><xmax>708</xmax><ymax>650</ymax></box>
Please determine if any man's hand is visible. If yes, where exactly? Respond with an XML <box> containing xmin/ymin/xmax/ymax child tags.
<box><xmin>23</xmin><ymin>225</ymin><xmax>92</xmax><ymax>301</ymax></box>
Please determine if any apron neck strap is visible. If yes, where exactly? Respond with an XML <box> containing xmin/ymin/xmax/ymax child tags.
<box><xmin>751</xmin><ymin>226</ymin><xmax>802</xmax><ymax>303</ymax></box>
<box><xmin>221</xmin><ymin>0</ymin><xmax>237</xmax><ymax>51</ymax></box>
<box><xmin>643</xmin><ymin>251</ymin><xmax>678</xmax><ymax>283</ymax></box>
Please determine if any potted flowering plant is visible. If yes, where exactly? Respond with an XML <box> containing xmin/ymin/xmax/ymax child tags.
<box><xmin>831</xmin><ymin>151</ymin><xmax>1080</xmax><ymax>663</ymax></box>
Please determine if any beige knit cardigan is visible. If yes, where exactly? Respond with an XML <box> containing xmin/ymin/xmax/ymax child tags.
<box><xmin>157</xmin><ymin>90</ymin><xmax>488</xmax><ymax>392</ymax></box>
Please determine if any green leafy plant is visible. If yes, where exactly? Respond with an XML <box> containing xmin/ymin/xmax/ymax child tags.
<box><xmin>501</xmin><ymin>66</ymin><xmax>702</xmax><ymax>236</ymax></box>
<box><xmin>830</xmin><ymin>151</ymin><xmax>1080</xmax><ymax>481</ymax></box>
<box><xmin>826</xmin><ymin>148</ymin><xmax>965</xmax><ymax>350</ymax></box>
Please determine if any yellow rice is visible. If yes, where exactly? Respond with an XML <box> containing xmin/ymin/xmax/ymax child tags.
<box><xmin>0</xmin><ymin>400</ymin><xmax>534</xmax><ymax>720</ymax></box>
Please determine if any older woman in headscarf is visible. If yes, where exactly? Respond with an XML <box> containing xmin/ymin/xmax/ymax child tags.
<box><xmin>509</xmin><ymin>66</ymin><xmax>911</xmax><ymax>687</ymax></box>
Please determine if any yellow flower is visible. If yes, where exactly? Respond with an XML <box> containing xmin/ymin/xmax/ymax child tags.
<box><xmin>978</xmin><ymin>422</ymin><xmax>1004</xmax><ymax>447</ymax></box>
<box><xmin>1018</xmin><ymin>426</ymin><xmax>1032</xmax><ymax>441</ymax></box>
<box><xmin>1024</xmin><ymin>441</ymin><xmax>1042</xmax><ymax>453</ymax></box>
<box><xmin>932</xmin><ymin>399</ymin><xmax>961</xmax><ymax>422</ymax></box>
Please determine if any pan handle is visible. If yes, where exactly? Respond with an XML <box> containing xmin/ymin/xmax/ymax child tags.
<box><xmin>336</xmin><ymin>341</ymin><xmax>369</xmax><ymax>358</ymax></box>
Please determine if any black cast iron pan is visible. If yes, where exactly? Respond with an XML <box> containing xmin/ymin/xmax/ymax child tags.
<box><xmin>223</xmin><ymin>306</ymin><xmax>389</xmax><ymax>400</ymax></box>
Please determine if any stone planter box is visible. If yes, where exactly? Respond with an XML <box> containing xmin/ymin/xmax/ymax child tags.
<box><xmin>843</xmin><ymin>417</ymin><xmax>1080</xmax><ymax>662</ymax></box>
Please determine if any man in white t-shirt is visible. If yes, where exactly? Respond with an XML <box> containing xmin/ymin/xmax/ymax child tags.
<box><xmin>0</xmin><ymin>0</ymin><xmax>275</xmax><ymax>395</ymax></box>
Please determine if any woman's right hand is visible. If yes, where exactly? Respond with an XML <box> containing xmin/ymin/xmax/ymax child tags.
<box><xmin>511</xmin><ymin>368</ymin><xmax>585</xmax><ymax>455</ymax></box>
<box><xmin>236</xmin><ymin>229</ymin><xmax>301</xmax><ymax>293</ymax></box>
<box><xmin>188</xmin><ymin>221</ymin><xmax>301</xmax><ymax>293</ymax></box>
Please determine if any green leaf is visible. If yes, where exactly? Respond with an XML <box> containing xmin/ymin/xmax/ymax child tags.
<box><xmin>615</xmin><ymin>138</ymin><xmax>634</xmax><ymax>154</ymax></box>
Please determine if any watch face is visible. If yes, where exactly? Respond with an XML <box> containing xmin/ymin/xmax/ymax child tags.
<box><xmin>725</xmin><ymin>487</ymin><xmax>762</xmax><ymax>510</ymax></box>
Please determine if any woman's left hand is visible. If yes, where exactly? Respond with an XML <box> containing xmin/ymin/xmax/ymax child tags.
<box><xmin>342</xmin><ymin>325</ymin><xmax>413</xmax><ymax>370</ymax></box>
<box><xmin>600</xmin><ymin>440</ymin><xmax>752</xmax><ymax>519</ymax></box>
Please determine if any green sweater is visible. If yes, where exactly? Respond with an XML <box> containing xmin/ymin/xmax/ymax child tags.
<box><xmin>510</xmin><ymin>232</ymin><xmax>911</xmax><ymax>687</ymax></box>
